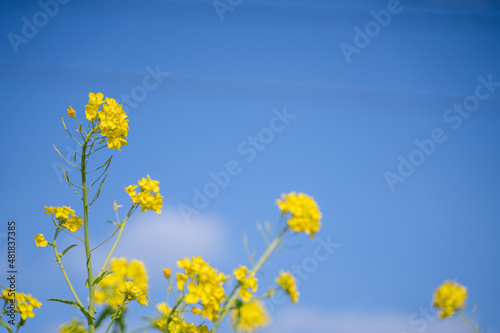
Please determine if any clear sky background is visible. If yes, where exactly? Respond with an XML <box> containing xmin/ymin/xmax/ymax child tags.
<box><xmin>1</xmin><ymin>0</ymin><xmax>500</xmax><ymax>332</ymax></box>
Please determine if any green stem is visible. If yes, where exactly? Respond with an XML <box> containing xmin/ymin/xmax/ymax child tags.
<box><xmin>459</xmin><ymin>311</ymin><xmax>479</xmax><ymax>333</ymax></box>
<box><xmin>82</xmin><ymin>130</ymin><xmax>97</xmax><ymax>333</ymax></box>
<box><xmin>99</xmin><ymin>205</ymin><xmax>135</xmax><ymax>275</ymax></box>
<box><xmin>212</xmin><ymin>228</ymin><xmax>286</xmax><ymax>333</ymax></box>
<box><xmin>105</xmin><ymin>300</ymin><xmax>127</xmax><ymax>333</ymax></box>
<box><xmin>53</xmin><ymin>238</ymin><xmax>83</xmax><ymax>306</ymax></box>
<box><xmin>0</xmin><ymin>319</ymin><xmax>12</xmax><ymax>333</ymax></box>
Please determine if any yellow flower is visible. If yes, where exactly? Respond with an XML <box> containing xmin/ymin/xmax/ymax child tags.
<box><xmin>232</xmin><ymin>300</ymin><xmax>270</xmax><ymax>332</ymax></box>
<box><xmin>138</xmin><ymin>174</ymin><xmax>160</xmax><ymax>193</ymax></box>
<box><xmin>34</xmin><ymin>234</ymin><xmax>48</xmax><ymax>247</ymax></box>
<box><xmin>276</xmin><ymin>271</ymin><xmax>299</xmax><ymax>303</ymax></box>
<box><xmin>85</xmin><ymin>92</ymin><xmax>104</xmax><ymax>121</ymax></box>
<box><xmin>120</xmin><ymin>281</ymin><xmax>148</xmax><ymax>306</ymax></box>
<box><xmin>125</xmin><ymin>185</ymin><xmax>139</xmax><ymax>202</ymax></box>
<box><xmin>276</xmin><ymin>192</ymin><xmax>321</xmax><ymax>239</ymax></box>
<box><xmin>67</xmin><ymin>106</ymin><xmax>76</xmax><ymax>118</ymax></box>
<box><xmin>58</xmin><ymin>318</ymin><xmax>86</xmax><ymax>333</ymax></box>
<box><xmin>178</xmin><ymin>256</ymin><xmax>228</xmax><ymax>322</ymax></box>
<box><xmin>95</xmin><ymin>258</ymin><xmax>149</xmax><ymax>308</ymax></box>
<box><xmin>97</xmin><ymin>97</ymin><xmax>129</xmax><ymax>150</ymax></box>
<box><xmin>176</xmin><ymin>273</ymin><xmax>188</xmax><ymax>290</ymax></box>
<box><xmin>125</xmin><ymin>176</ymin><xmax>163</xmax><ymax>213</ymax></box>
<box><xmin>433</xmin><ymin>280</ymin><xmax>467</xmax><ymax>318</ymax></box>
<box><xmin>62</xmin><ymin>215</ymin><xmax>82</xmax><ymax>232</ymax></box>
<box><xmin>0</xmin><ymin>290</ymin><xmax>42</xmax><ymax>321</ymax></box>
<box><xmin>234</xmin><ymin>266</ymin><xmax>258</xmax><ymax>302</ymax></box>
<box><xmin>163</xmin><ymin>268</ymin><xmax>172</xmax><ymax>279</ymax></box>
<box><xmin>43</xmin><ymin>206</ymin><xmax>58</xmax><ymax>215</ymax></box>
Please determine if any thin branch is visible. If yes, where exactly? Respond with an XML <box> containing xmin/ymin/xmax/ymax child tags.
<box><xmin>61</xmin><ymin>117</ymin><xmax>83</xmax><ymax>147</ymax></box>
<box><xmin>53</xmin><ymin>145</ymin><xmax>79</xmax><ymax>169</ymax></box>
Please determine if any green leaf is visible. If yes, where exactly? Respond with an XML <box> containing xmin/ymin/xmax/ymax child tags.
<box><xmin>92</xmin><ymin>270</ymin><xmax>113</xmax><ymax>286</ymax></box>
<box><xmin>60</xmin><ymin>244</ymin><xmax>77</xmax><ymax>258</ymax></box>
<box><xmin>47</xmin><ymin>298</ymin><xmax>94</xmax><ymax>322</ymax></box>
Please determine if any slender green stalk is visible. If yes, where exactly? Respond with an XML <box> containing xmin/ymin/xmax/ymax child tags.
<box><xmin>0</xmin><ymin>318</ymin><xmax>12</xmax><ymax>333</ymax></box>
<box><xmin>99</xmin><ymin>209</ymin><xmax>133</xmax><ymax>276</ymax></box>
<box><xmin>53</xmin><ymin>239</ymin><xmax>83</xmax><ymax>306</ymax></box>
<box><xmin>104</xmin><ymin>300</ymin><xmax>127</xmax><ymax>333</ymax></box>
<box><xmin>212</xmin><ymin>228</ymin><xmax>286</xmax><ymax>333</ymax></box>
<box><xmin>459</xmin><ymin>311</ymin><xmax>479</xmax><ymax>333</ymax></box>
<box><xmin>81</xmin><ymin>130</ymin><xmax>97</xmax><ymax>333</ymax></box>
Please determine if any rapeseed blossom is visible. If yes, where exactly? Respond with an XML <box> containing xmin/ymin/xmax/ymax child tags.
<box><xmin>97</xmin><ymin>97</ymin><xmax>129</xmax><ymax>150</ymax></box>
<box><xmin>232</xmin><ymin>300</ymin><xmax>270</xmax><ymax>332</ymax></box>
<box><xmin>177</xmin><ymin>256</ymin><xmax>228</xmax><ymax>322</ymax></box>
<box><xmin>276</xmin><ymin>192</ymin><xmax>321</xmax><ymax>238</ymax></box>
<box><xmin>58</xmin><ymin>318</ymin><xmax>87</xmax><ymax>333</ymax></box>
<box><xmin>154</xmin><ymin>302</ymin><xmax>211</xmax><ymax>332</ymax></box>
<box><xmin>83</xmin><ymin>92</ymin><xmax>129</xmax><ymax>150</ymax></box>
<box><xmin>125</xmin><ymin>175</ymin><xmax>163</xmax><ymax>213</ymax></box>
<box><xmin>95</xmin><ymin>258</ymin><xmax>148</xmax><ymax>307</ymax></box>
<box><xmin>34</xmin><ymin>233</ymin><xmax>48</xmax><ymax>247</ymax></box>
<box><xmin>433</xmin><ymin>280</ymin><xmax>467</xmax><ymax>318</ymax></box>
<box><xmin>233</xmin><ymin>266</ymin><xmax>258</xmax><ymax>302</ymax></box>
<box><xmin>85</xmin><ymin>92</ymin><xmax>104</xmax><ymax>121</ymax></box>
<box><xmin>120</xmin><ymin>281</ymin><xmax>147</xmax><ymax>306</ymax></box>
<box><xmin>1</xmin><ymin>289</ymin><xmax>42</xmax><ymax>320</ymax></box>
<box><xmin>276</xmin><ymin>271</ymin><xmax>299</xmax><ymax>303</ymax></box>
<box><xmin>67</xmin><ymin>106</ymin><xmax>76</xmax><ymax>118</ymax></box>
<box><xmin>43</xmin><ymin>206</ymin><xmax>82</xmax><ymax>233</ymax></box>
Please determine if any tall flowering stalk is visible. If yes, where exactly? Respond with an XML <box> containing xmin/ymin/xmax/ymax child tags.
<box><xmin>36</xmin><ymin>93</ymin><xmax>162</xmax><ymax>333</ymax></box>
<box><xmin>33</xmin><ymin>92</ymin><xmax>324</xmax><ymax>333</ymax></box>
<box><xmin>433</xmin><ymin>281</ymin><xmax>480</xmax><ymax>333</ymax></box>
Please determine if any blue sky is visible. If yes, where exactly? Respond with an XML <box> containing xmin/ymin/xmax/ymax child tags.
<box><xmin>1</xmin><ymin>0</ymin><xmax>500</xmax><ymax>332</ymax></box>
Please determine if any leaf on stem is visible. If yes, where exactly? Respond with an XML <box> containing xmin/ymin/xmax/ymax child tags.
<box><xmin>48</xmin><ymin>298</ymin><xmax>94</xmax><ymax>322</ymax></box>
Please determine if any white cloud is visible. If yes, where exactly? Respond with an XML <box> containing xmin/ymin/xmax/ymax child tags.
<box><xmin>66</xmin><ymin>207</ymin><xmax>229</xmax><ymax>286</ymax></box>
<box><xmin>107</xmin><ymin>208</ymin><xmax>228</xmax><ymax>273</ymax></box>
<box><xmin>260</xmin><ymin>306</ymin><xmax>476</xmax><ymax>333</ymax></box>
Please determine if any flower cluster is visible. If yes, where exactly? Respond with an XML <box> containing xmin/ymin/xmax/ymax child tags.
<box><xmin>58</xmin><ymin>318</ymin><xmax>87</xmax><ymax>333</ymax></box>
<box><xmin>44</xmin><ymin>206</ymin><xmax>82</xmax><ymax>232</ymax></box>
<box><xmin>177</xmin><ymin>256</ymin><xmax>229</xmax><ymax>322</ymax></box>
<box><xmin>1</xmin><ymin>289</ymin><xmax>42</xmax><ymax>321</ymax></box>
<box><xmin>95</xmin><ymin>258</ymin><xmax>148</xmax><ymax>307</ymax></box>
<box><xmin>154</xmin><ymin>303</ymin><xmax>211</xmax><ymax>333</ymax></box>
<box><xmin>433</xmin><ymin>280</ymin><xmax>467</xmax><ymax>318</ymax></box>
<box><xmin>276</xmin><ymin>192</ymin><xmax>322</xmax><ymax>239</ymax></box>
<box><xmin>275</xmin><ymin>271</ymin><xmax>299</xmax><ymax>303</ymax></box>
<box><xmin>84</xmin><ymin>92</ymin><xmax>129</xmax><ymax>150</ymax></box>
<box><xmin>233</xmin><ymin>266</ymin><xmax>258</xmax><ymax>302</ymax></box>
<box><xmin>231</xmin><ymin>300</ymin><xmax>270</xmax><ymax>332</ymax></box>
<box><xmin>120</xmin><ymin>281</ymin><xmax>147</xmax><ymax>306</ymax></box>
<box><xmin>125</xmin><ymin>175</ymin><xmax>163</xmax><ymax>214</ymax></box>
